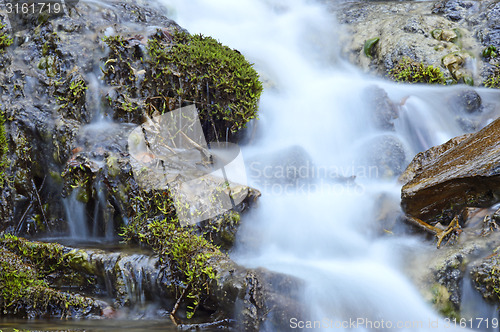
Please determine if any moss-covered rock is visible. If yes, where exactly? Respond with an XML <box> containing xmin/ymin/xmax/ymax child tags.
<box><xmin>388</xmin><ymin>56</ymin><xmax>446</xmax><ymax>84</ymax></box>
<box><xmin>145</xmin><ymin>31</ymin><xmax>262</xmax><ymax>141</ymax></box>
<box><xmin>471</xmin><ymin>248</ymin><xmax>500</xmax><ymax>303</ymax></box>
<box><xmin>0</xmin><ymin>109</ymin><xmax>6</xmax><ymax>187</ymax></box>
<box><xmin>102</xmin><ymin>30</ymin><xmax>263</xmax><ymax>142</ymax></box>
<box><xmin>120</xmin><ymin>189</ymin><xmax>223</xmax><ymax>319</ymax></box>
<box><xmin>0</xmin><ymin>237</ymin><xmax>103</xmax><ymax>319</ymax></box>
<box><xmin>484</xmin><ymin>64</ymin><xmax>500</xmax><ymax>88</ymax></box>
<box><xmin>0</xmin><ymin>23</ymin><xmax>12</xmax><ymax>52</ymax></box>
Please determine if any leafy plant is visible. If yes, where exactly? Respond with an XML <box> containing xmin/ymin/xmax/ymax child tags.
<box><xmin>0</xmin><ymin>23</ymin><xmax>12</xmax><ymax>52</ymax></box>
<box><xmin>484</xmin><ymin>65</ymin><xmax>500</xmax><ymax>88</ymax></box>
<box><xmin>363</xmin><ymin>37</ymin><xmax>379</xmax><ymax>59</ymax></box>
<box><xmin>483</xmin><ymin>45</ymin><xmax>498</xmax><ymax>59</ymax></box>
<box><xmin>388</xmin><ymin>57</ymin><xmax>446</xmax><ymax>84</ymax></box>
<box><xmin>121</xmin><ymin>190</ymin><xmax>222</xmax><ymax>319</ymax></box>
<box><xmin>0</xmin><ymin>109</ymin><xmax>7</xmax><ymax>187</ymax></box>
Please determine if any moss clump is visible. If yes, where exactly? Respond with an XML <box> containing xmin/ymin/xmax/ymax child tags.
<box><xmin>145</xmin><ymin>31</ymin><xmax>262</xmax><ymax>139</ymax></box>
<box><xmin>484</xmin><ymin>65</ymin><xmax>500</xmax><ymax>88</ymax></box>
<box><xmin>55</xmin><ymin>73</ymin><xmax>88</xmax><ymax>121</ymax></box>
<box><xmin>0</xmin><ymin>23</ymin><xmax>13</xmax><ymax>52</ymax></box>
<box><xmin>0</xmin><ymin>109</ymin><xmax>7</xmax><ymax>187</ymax></box>
<box><xmin>103</xmin><ymin>30</ymin><xmax>263</xmax><ymax>140</ymax></box>
<box><xmin>388</xmin><ymin>57</ymin><xmax>446</xmax><ymax>84</ymax></box>
<box><xmin>430</xmin><ymin>283</ymin><xmax>459</xmax><ymax>319</ymax></box>
<box><xmin>0</xmin><ymin>235</ymin><xmax>97</xmax><ymax>287</ymax></box>
<box><xmin>1</xmin><ymin>234</ymin><xmax>65</xmax><ymax>275</ymax></box>
<box><xmin>0</xmin><ymin>245</ymin><xmax>92</xmax><ymax>318</ymax></box>
<box><xmin>121</xmin><ymin>190</ymin><xmax>223</xmax><ymax>319</ymax></box>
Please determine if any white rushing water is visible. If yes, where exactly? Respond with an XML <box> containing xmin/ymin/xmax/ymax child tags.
<box><xmin>160</xmin><ymin>0</ymin><xmax>495</xmax><ymax>331</ymax></box>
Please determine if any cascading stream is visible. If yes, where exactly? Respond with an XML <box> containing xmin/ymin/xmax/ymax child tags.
<box><xmin>157</xmin><ymin>0</ymin><xmax>500</xmax><ymax>331</ymax></box>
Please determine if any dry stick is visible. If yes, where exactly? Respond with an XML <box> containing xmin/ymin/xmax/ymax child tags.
<box><xmin>31</xmin><ymin>178</ymin><xmax>50</xmax><ymax>232</ymax></box>
<box><xmin>179</xmin><ymin>131</ymin><xmax>212</xmax><ymax>162</ymax></box>
<box><xmin>406</xmin><ymin>215</ymin><xmax>461</xmax><ymax>249</ymax></box>
<box><xmin>178</xmin><ymin>318</ymin><xmax>235</xmax><ymax>330</ymax></box>
<box><xmin>15</xmin><ymin>201</ymin><xmax>33</xmax><ymax>234</ymax></box>
<box><xmin>436</xmin><ymin>216</ymin><xmax>461</xmax><ymax>249</ymax></box>
<box><xmin>405</xmin><ymin>215</ymin><xmax>441</xmax><ymax>235</ymax></box>
<box><xmin>170</xmin><ymin>284</ymin><xmax>190</xmax><ymax>326</ymax></box>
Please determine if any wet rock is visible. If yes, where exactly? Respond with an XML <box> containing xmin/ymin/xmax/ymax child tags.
<box><xmin>471</xmin><ymin>248</ymin><xmax>500</xmax><ymax>302</ymax></box>
<box><xmin>401</xmin><ymin>116</ymin><xmax>500</xmax><ymax>225</ymax></box>
<box><xmin>434</xmin><ymin>252</ymin><xmax>467</xmax><ymax>310</ymax></box>
<box><xmin>363</xmin><ymin>85</ymin><xmax>399</xmax><ymax>131</ymax></box>
<box><xmin>449</xmin><ymin>89</ymin><xmax>482</xmax><ymax>114</ymax></box>
<box><xmin>432</xmin><ymin>0</ymin><xmax>476</xmax><ymax>22</ymax></box>
<box><xmin>0</xmin><ymin>0</ymin><xmax>183</xmax><ymax>235</ymax></box>
<box><xmin>362</xmin><ymin>135</ymin><xmax>408</xmax><ymax>179</ymax></box>
<box><xmin>405</xmin><ymin>202</ymin><xmax>500</xmax><ymax>316</ymax></box>
<box><xmin>209</xmin><ymin>257</ymin><xmax>306</xmax><ymax>332</ymax></box>
<box><xmin>336</xmin><ymin>1</ymin><xmax>481</xmax><ymax>81</ymax></box>
<box><xmin>0</xmin><ymin>238</ymin><xmax>107</xmax><ymax>319</ymax></box>
<box><xmin>332</xmin><ymin>0</ymin><xmax>500</xmax><ymax>84</ymax></box>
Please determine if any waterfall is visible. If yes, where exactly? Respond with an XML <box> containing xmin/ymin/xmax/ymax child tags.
<box><xmin>63</xmin><ymin>190</ymin><xmax>89</xmax><ymax>240</ymax></box>
<box><xmin>161</xmin><ymin>0</ymin><xmax>494</xmax><ymax>330</ymax></box>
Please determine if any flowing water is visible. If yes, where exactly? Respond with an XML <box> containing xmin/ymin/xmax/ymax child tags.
<box><xmin>161</xmin><ymin>0</ymin><xmax>500</xmax><ymax>331</ymax></box>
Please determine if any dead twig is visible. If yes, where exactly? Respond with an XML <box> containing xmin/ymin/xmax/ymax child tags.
<box><xmin>170</xmin><ymin>284</ymin><xmax>190</xmax><ymax>326</ymax></box>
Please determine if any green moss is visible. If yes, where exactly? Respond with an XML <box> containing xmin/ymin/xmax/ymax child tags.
<box><xmin>464</xmin><ymin>76</ymin><xmax>474</xmax><ymax>86</ymax></box>
<box><xmin>57</xmin><ymin>76</ymin><xmax>87</xmax><ymax>108</ymax></box>
<box><xmin>0</xmin><ymin>108</ymin><xmax>7</xmax><ymax>187</ymax></box>
<box><xmin>121</xmin><ymin>190</ymin><xmax>223</xmax><ymax>319</ymax></box>
<box><xmin>363</xmin><ymin>37</ymin><xmax>379</xmax><ymax>59</ymax></box>
<box><xmin>61</xmin><ymin>161</ymin><xmax>93</xmax><ymax>199</ymax></box>
<box><xmin>388</xmin><ymin>57</ymin><xmax>446</xmax><ymax>84</ymax></box>
<box><xmin>484</xmin><ymin>65</ymin><xmax>500</xmax><ymax>88</ymax></box>
<box><xmin>0</xmin><ymin>23</ymin><xmax>13</xmax><ymax>52</ymax></box>
<box><xmin>482</xmin><ymin>45</ymin><xmax>497</xmax><ymax>59</ymax></box>
<box><xmin>102</xmin><ymin>30</ymin><xmax>263</xmax><ymax>140</ymax></box>
<box><xmin>145</xmin><ymin>31</ymin><xmax>262</xmax><ymax>136</ymax></box>
<box><xmin>430</xmin><ymin>283</ymin><xmax>459</xmax><ymax>319</ymax></box>
<box><xmin>0</xmin><ymin>245</ymin><xmax>91</xmax><ymax>317</ymax></box>
<box><xmin>0</xmin><ymin>235</ymin><xmax>97</xmax><ymax>277</ymax></box>
<box><xmin>1</xmin><ymin>234</ymin><xmax>65</xmax><ymax>275</ymax></box>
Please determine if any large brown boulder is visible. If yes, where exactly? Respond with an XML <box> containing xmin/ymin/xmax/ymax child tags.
<box><xmin>401</xmin><ymin>116</ymin><xmax>500</xmax><ymax>225</ymax></box>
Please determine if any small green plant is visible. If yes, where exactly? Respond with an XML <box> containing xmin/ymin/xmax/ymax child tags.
<box><xmin>121</xmin><ymin>190</ymin><xmax>222</xmax><ymax>320</ymax></box>
<box><xmin>484</xmin><ymin>65</ymin><xmax>500</xmax><ymax>88</ymax></box>
<box><xmin>363</xmin><ymin>37</ymin><xmax>379</xmax><ymax>59</ymax></box>
<box><xmin>0</xmin><ymin>23</ymin><xmax>12</xmax><ymax>52</ymax></box>
<box><xmin>388</xmin><ymin>57</ymin><xmax>446</xmax><ymax>84</ymax></box>
<box><xmin>482</xmin><ymin>45</ymin><xmax>497</xmax><ymax>59</ymax></box>
<box><xmin>0</xmin><ymin>109</ymin><xmax>7</xmax><ymax>187</ymax></box>
<box><xmin>57</xmin><ymin>77</ymin><xmax>87</xmax><ymax>107</ymax></box>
